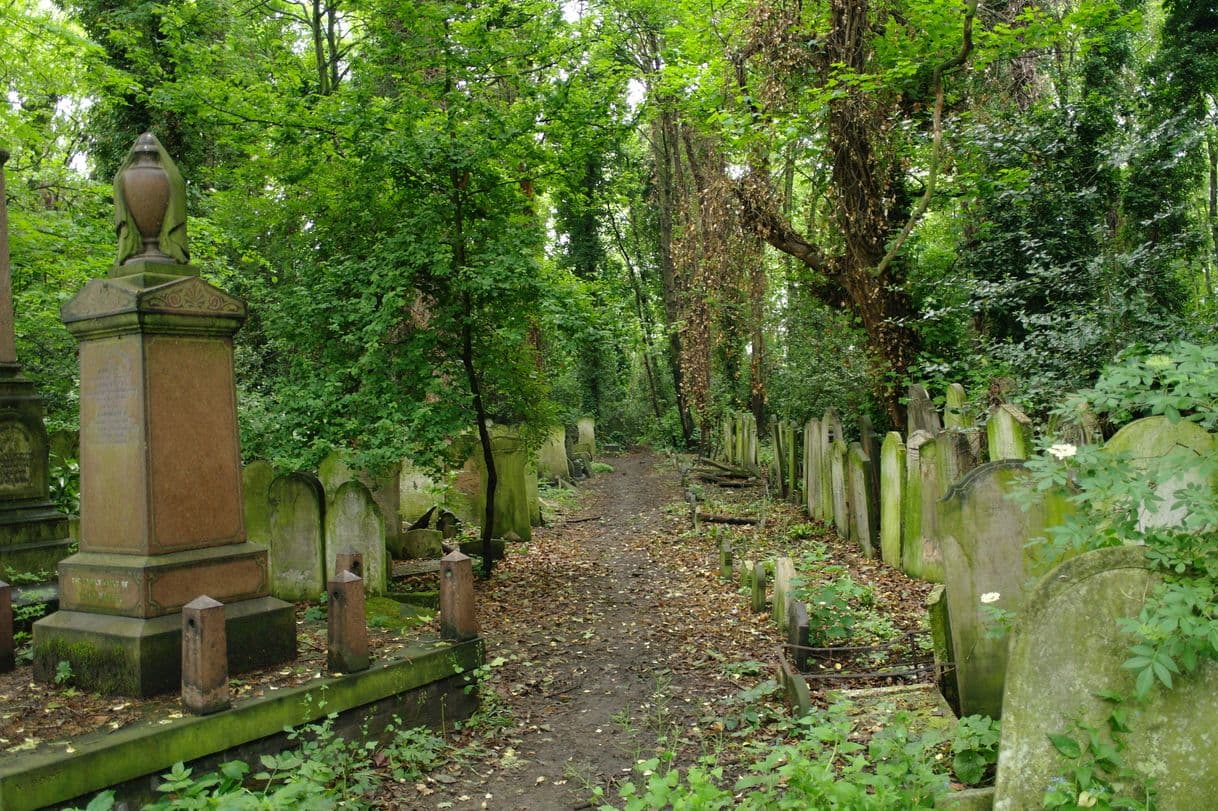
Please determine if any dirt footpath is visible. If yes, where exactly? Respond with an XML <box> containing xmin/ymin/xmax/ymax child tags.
<box><xmin>402</xmin><ymin>451</ymin><xmax>777</xmax><ymax>811</ymax></box>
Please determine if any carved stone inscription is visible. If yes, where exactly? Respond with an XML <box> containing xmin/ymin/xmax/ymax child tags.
<box><xmin>0</xmin><ymin>423</ymin><xmax>32</xmax><ymax>491</ymax></box>
<box><xmin>82</xmin><ymin>353</ymin><xmax>138</xmax><ymax>444</ymax></box>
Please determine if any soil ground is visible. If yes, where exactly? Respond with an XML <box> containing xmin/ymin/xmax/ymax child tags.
<box><xmin>391</xmin><ymin>450</ymin><xmax>935</xmax><ymax>810</ymax></box>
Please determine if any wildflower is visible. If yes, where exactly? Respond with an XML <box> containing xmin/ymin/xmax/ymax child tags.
<box><xmin>1047</xmin><ymin>443</ymin><xmax>1077</xmax><ymax>461</ymax></box>
<box><xmin>1144</xmin><ymin>354</ymin><xmax>1173</xmax><ymax>371</ymax></box>
<box><xmin>980</xmin><ymin>592</ymin><xmax>1000</xmax><ymax>604</ymax></box>
<box><xmin>1077</xmin><ymin>790</ymin><xmax>1098</xmax><ymax>807</ymax></box>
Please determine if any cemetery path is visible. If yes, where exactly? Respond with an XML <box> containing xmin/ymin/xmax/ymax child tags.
<box><xmin>395</xmin><ymin>450</ymin><xmax>779</xmax><ymax>811</ymax></box>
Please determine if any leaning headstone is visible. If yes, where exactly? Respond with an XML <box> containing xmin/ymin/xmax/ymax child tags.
<box><xmin>789</xmin><ymin>600</ymin><xmax>810</xmax><ymax>671</ymax></box>
<box><xmin>401</xmin><ymin>528</ymin><xmax>443</xmax><ymax>559</ymax></box>
<box><xmin>33</xmin><ymin>135</ymin><xmax>294</xmax><ymax>695</ymax></box>
<box><xmin>772</xmin><ymin>557</ymin><xmax>796</xmax><ymax>631</ymax></box>
<box><xmin>785</xmin><ymin>421</ymin><xmax>799</xmax><ymax>503</ymax></box>
<box><xmin>819</xmin><ymin>410</ymin><xmax>844</xmax><ymax>522</ymax></box>
<box><xmin>943</xmin><ymin>383</ymin><xmax>973</xmax><ymax>430</ymax></box>
<box><xmin>242</xmin><ymin>460</ymin><xmax>275</xmax><ymax>547</ymax></box>
<box><xmin>804</xmin><ymin>417</ymin><xmax>822</xmax><ymax>519</ymax></box>
<box><xmin>986</xmin><ymin>404</ymin><xmax>1032</xmax><ymax>461</ymax></box>
<box><xmin>994</xmin><ymin>546</ymin><xmax>1218</xmax><ymax>810</ymax></box>
<box><xmin>829</xmin><ymin>440</ymin><xmax>850</xmax><ymax>538</ymax></box>
<box><xmin>880</xmin><ymin>432</ymin><xmax>905</xmax><ymax>566</ymax></box>
<box><xmin>902</xmin><ymin>431</ymin><xmax>944</xmax><ymax>582</ymax></box>
<box><xmin>267</xmin><ymin>473</ymin><xmax>326</xmax><ymax>602</ymax></box>
<box><xmin>938</xmin><ymin>461</ymin><xmax>1071</xmax><ymax>718</ymax></box>
<box><xmin>846</xmin><ymin>443</ymin><xmax>875</xmax><ymax>557</ymax></box>
<box><xmin>857</xmin><ymin>415</ymin><xmax>882</xmax><ymax>529</ymax></box>
<box><xmin>537</xmin><ymin>425</ymin><xmax>571</xmax><ymax>482</ymax></box>
<box><xmin>907</xmin><ymin>384</ymin><xmax>942</xmax><ymax>438</ymax></box>
<box><xmin>325</xmin><ymin>480</ymin><xmax>386</xmax><ymax>595</ymax></box>
<box><xmin>936</xmin><ymin>429</ymin><xmax>980</xmax><ymax>487</ymax></box>
<box><xmin>1102</xmin><ymin>415</ymin><xmax>1218</xmax><ymax>530</ymax></box>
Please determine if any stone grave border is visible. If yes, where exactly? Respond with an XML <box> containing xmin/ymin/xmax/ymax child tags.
<box><xmin>0</xmin><ymin>637</ymin><xmax>483</xmax><ymax>811</ymax></box>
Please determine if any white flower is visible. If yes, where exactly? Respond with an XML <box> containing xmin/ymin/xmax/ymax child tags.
<box><xmin>1047</xmin><ymin>443</ymin><xmax>1077</xmax><ymax>461</ymax></box>
<box><xmin>980</xmin><ymin>592</ymin><xmax>1001</xmax><ymax>604</ymax></box>
<box><xmin>1077</xmin><ymin>790</ymin><xmax>1098</xmax><ymax>808</ymax></box>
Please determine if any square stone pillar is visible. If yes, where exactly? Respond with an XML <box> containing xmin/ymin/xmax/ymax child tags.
<box><xmin>32</xmin><ymin>268</ymin><xmax>296</xmax><ymax>695</ymax></box>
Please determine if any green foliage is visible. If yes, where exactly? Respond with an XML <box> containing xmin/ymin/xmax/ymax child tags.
<box><xmin>53</xmin><ymin>659</ymin><xmax>74</xmax><ymax>686</ymax></box>
<box><xmin>1042</xmin><ymin>695</ymin><xmax>1157</xmax><ymax>810</ymax></box>
<box><xmin>49</xmin><ymin>457</ymin><xmax>81</xmax><ymax>516</ymax></box>
<box><xmin>793</xmin><ymin>569</ymin><xmax>896</xmax><ymax>647</ymax></box>
<box><xmin>950</xmin><ymin>714</ymin><xmax>1000</xmax><ymax>786</ymax></box>
<box><xmin>602</xmin><ymin>706</ymin><xmax>949</xmax><ymax>810</ymax></box>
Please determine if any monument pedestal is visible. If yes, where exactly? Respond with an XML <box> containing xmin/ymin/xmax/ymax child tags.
<box><xmin>33</xmin><ymin>272</ymin><xmax>296</xmax><ymax>696</ymax></box>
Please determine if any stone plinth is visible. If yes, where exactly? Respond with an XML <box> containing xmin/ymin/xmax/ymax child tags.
<box><xmin>33</xmin><ymin>272</ymin><xmax>295</xmax><ymax>696</ymax></box>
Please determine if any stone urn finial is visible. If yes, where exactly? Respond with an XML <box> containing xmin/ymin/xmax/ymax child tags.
<box><xmin>114</xmin><ymin>133</ymin><xmax>190</xmax><ymax>267</ymax></box>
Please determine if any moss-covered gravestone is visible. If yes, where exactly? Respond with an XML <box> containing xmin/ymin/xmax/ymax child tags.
<box><xmin>1102</xmin><ymin>415</ymin><xmax>1218</xmax><ymax>530</ymax></box>
<box><xmin>325</xmin><ymin>480</ymin><xmax>386</xmax><ymax>595</ymax></box>
<box><xmin>242</xmin><ymin>460</ymin><xmax>275</xmax><ymax>547</ymax></box>
<box><xmin>846</xmin><ymin>443</ymin><xmax>875</xmax><ymax>557</ymax></box>
<box><xmin>33</xmin><ymin>134</ymin><xmax>294</xmax><ymax>696</ymax></box>
<box><xmin>536</xmin><ymin>425</ymin><xmax>570</xmax><ymax>482</ymax></box>
<box><xmin>398</xmin><ymin>457</ymin><xmax>439</xmax><ymax>526</ymax></box>
<box><xmin>829</xmin><ymin>440</ymin><xmax>850</xmax><ymax>538</ymax></box>
<box><xmin>804</xmin><ymin>417</ymin><xmax>822</xmax><ymax>519</ymax></box>
<box><xmin>573</xmin><ymin>417</ymin><xmax>596</xmax><ymax>459</ymax></box>
<box><xmin>772</xmin><ymin>557</ymin><xmax>795</xmax><ymax>631</ymax></box>
<box><xmin>819</xmin><ymin>410</ymin><xmax>844</xmax><ymax>523</ymax></box>
<box><xmin>986</xmin><ymin>404</ymin><xmax>1032</xmax><ymax>461</ymax></box>
<box><xmin>994</xmin><ymin>546</ymin><xmax>1218</xmax><ymax>810</ymax></box>
<box><xmin>473</xmin><ymin>426</ymin><xmax>532</xmax><ymax>542</ymax></box>
<box><xmin>943</xmin><ymin>383</ymin><xmax>973</xmax><ymax>431</ymax></box>
<box><xmin>938</xmin><ymin>461</ymin><xmax>1071</xmax><ymax>718</ymax></box>
<box><xmin>526</xmin><ymin>461</ymin><xmax>541</xmax><ymax>527</ymax></box>
<box><xmin>880</xmin><ymin>432</ymin><xmax>905</xmax><ymax>565</ymax></box>
<box><xmin>267</xmin><ymin>472</ymin><xmax>325</xmax><ymax>601</ymax></box>
<box><xmin>902</xmin><ymin>431</ymin><xmax>944</xmax><ymax>582</ymax></box>
<box><xmin>907</xmin><ymin>384</ymin><xmax>941</xmax><ymax>438</ymax></box>
<box><xmin>317</xmin><ymin>451</ymin><xmax>401</xmax><ymax>557</ymax></box>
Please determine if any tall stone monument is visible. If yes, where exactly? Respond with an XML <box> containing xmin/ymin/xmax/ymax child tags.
<box><xmin>0</xmin><ymin>148</ymin><xmax>73</xmax><ymax>575</ymax></box>
<box><xmin>32</xmin><ymin>134</ymin><xmax>295</xmax><ymax>696</ymax></box>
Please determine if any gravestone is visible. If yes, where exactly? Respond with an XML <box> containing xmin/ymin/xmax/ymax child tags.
<box><xmin>526</xmin><ymin>461</ymin><xmax>541</xmax><ymax>527</ymax></box>
<box><xmin>880</xmin><ymin>432</ymin><xmax>905</xmax><ymax>566</ymax></box>
<box><xmin>772</xmin><ymin>557</ymin><xmax>796</xmax><ymax>631</ymax></box>
<box><xmin>318</xmin><ymin>451</ymin><xmax>401</xmax><ymax>556</ymax></box>
<box><xmin>937</xmin><ymin>429</ymin><xmax>980</xmax><ymax>487</ymax></box>
<box><xmin>994</xmin><ymin>546</ymin><xmax>1218</xmax><ymax>810</ymax></box>
<box><xmin>943</xmin><ymin>383</ymin><xmax>973</xmax><ymax>430</ymax></box>
<box><xmin>536</xmin><ymin>425</ymin><xmax>571</xmax><ymax>482</ymax></box>
<box><xmin>804</xmin><ymin>417</ymin><xmax>822</xmax><ymax>519</ymax></box>
<box><xmin>986</xmin><ymin>404</ymin><xmax>1032</xmax><ymax>461</ymax></box>
<box><xmin>573</xmin><ymin>417</ymin><xmax>596</xmax><ymax>459</ymax></box>
<box><xmin>444</xmin><ymin>451</ymin><xmax>482</xmax><ymax>526</ymax></box>
<box><xmin>267</xmin><ymin>472</ymin><xmax>325</xmax><ymax>602</ymax></box>
<box><xmin>846</xmin><ymin>443</ymin><xmax>875</xmax><ymax>557</ymax></box>
<box><xmin>325</xmin><ymin>480</ymin><xmax>386</xmax><ymax>595</ymax></box>
<box><xmin>721</xmin><ymin>418</ymin><xmax>734</xmax><ymax>464</ymax></box>
<box><xmin>1048</xmin><ymin>404</ymin><xmax>1102</xmax><ymax>447</ymax></box>
<box><xmin>241</xmin><ymin>460</ymin><xmax>275</xmax><ymax>547</ymax></box>
<box><xmin>902</xmin><ymin>431</ymin><xmax>943</xmax><ymax>582</ymax></box>
<box><xmin>819</xmin><ymin>410</ymin><xmax>844</xmax><ymax>522</ymax></box>
<box><xmin>785</xmin><ymin>421</ymin><xmax>799</xmax><ymax>502</ymax></box>
<box><xmin>829</xmin><ymin>440</ymin><xmax>850</xmax><ymax>538</ymax></box>
<box><xmin>401</xmin><ymin>528</ymin><xmax>443</xmax><ymax>559</ymax></box>
<box><xmin>857</xmin><ymin>415</ymin><xmax>882</xmax><ymax>530</ymax></box>
<box><xmin>1102</xmin><ymin>415</ymin><xmax>1218</xmax><ymax>530</ymax></box>
<box><xmin>926</xmin><ymin>585</ymin><xmax>958</xmax><ymax>715</ymax></box>
<box><xmin>48</xmin><ymin>429</ymin><xmax>78</xmax><ymax>465</ymax></box>
<box><xmin>34</xmin><ymin>134</ymin><xmax>294</xmax><ymax>696</ymax></box>
<box><xmin>907</xmin><ymin>384</ymin><xmax>942</xmax><ymax>438</ymax></box>
<box><xmin>938</xmin><ymin>461</ymin><xmax>1071</xmax><ymax>718</ymax></box>
<box><xmin>473</xmin><ymin>425</ymin><xmax>533</xmax><ymax>542</ymax></box>
<box><xmin>398</xmin><ymin>458</ymin><xmax>439</xmax><ymax>526</ymax></box>
<box><xmin>0</xmin><ymin>149</ymin><xmax>73</xmax><ymax>575</ymax></box>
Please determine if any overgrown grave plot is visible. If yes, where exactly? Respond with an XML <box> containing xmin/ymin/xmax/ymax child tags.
<box><xmin>0</xmin><ymin>598</ymin><xmax>437</xmax><ymax>755</ymax></box>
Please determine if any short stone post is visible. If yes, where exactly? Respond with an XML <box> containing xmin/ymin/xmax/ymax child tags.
<box><xmin>327</xmin><ymin>571</ymin><xmax>369</xmax><ymax>673</ymax></box>
<box><xmin>719</xmin><ymin>539</ymin><xmax>732</xmax><ymax>580</ymax></box>
<box><xmin>181</xmin><ymin>596</ymin><xmax>229</xmax><ymax>715</ymax></box>
<box><xmin>440</xmin><ymin>551</ymin><xmax>478</xmax><ymax>641</ymax></box>
<box><xmin>0</xmin><ymin>581</ymin><xmax>12</xmax><ymax>673</ymax></box>
<box><xmin>751</xmin><ymin>561</ymin><xmax>767</xmax><ymax>613</ymax></box>
<box><xmin>335</xmin><ymin>548</ymin><xmax>364</xmax><ymax>581</ymax></box>
<box><xmin>687</xmin><ymin>491</ymin><xmax>700</xmax><ymax>531</ymax></box>
<box><xmin>789</xmin><ymin>600</ymin><xmax>810</xmax><ymax>671</ymax></box>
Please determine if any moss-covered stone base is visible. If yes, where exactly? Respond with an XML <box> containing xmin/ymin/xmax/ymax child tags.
<box><xmin>0</xmin><ymin>637</ymin><xmax>483</xmax><ymax>811</ymax></box>
<box><xmin>31</xmin><ymin>595</ymin><xmax>296</xmax><ymax>696</ymax></box>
